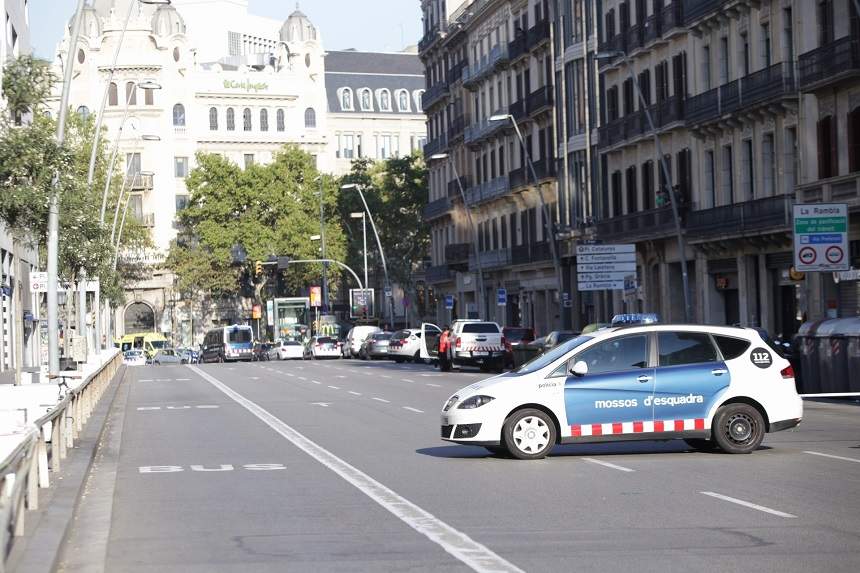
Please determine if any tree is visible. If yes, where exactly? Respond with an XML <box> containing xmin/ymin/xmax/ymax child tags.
<box><xmin>1</xmin><ymin>54</ymin><xmax>53</xmax><ymax>124</ymax></box>
<box><xmin>166</xmin><ymin>146</ymin><xmax>347</xmax><ymax>305</ymax></box>
<box><xmin>338</xmin><ymin>153</ymin><xmax>429</xmax><ymax>319</ymax></box>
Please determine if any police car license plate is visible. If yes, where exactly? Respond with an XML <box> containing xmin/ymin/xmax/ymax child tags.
<box><xmin>473</xmin><ymin>351</ymin><xmax>489</xmax><ymax>356</ymax></box>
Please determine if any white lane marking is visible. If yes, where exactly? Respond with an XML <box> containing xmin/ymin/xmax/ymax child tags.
<box><xmin>372</xmin><ymin>397</ymin><xmax>391</xmax><ymax>403</ymax></box>
<box><xmin>381</xmin><ymin>375</ymin><xmax>392</xmax><ymax>379</ymax></box>
<box><xmin>175</xmin><ymin>378</ymin><xmax>191</xmax><ymax>381</ymax></box>
<box><xmin>348</xmin><ymin>391</ymin><xmax>362</xmax><ymax>396</ymax></box>
<box><xmin>581</xmin><ymin>457</ymin><xmax>635</xmax><ymax>473</ymax></box>
<box><xmin>312</xmin><ymin>381</ymin><xmax>322</xmax><ymax>385</ymax></box>
<box><xmin>285</xmin><ymin>373</ymin><xmax>295</xmax><ymax>377</ymax></box>
<box><xmin>700</xmin><ymin>491</ymin><xmax>797</xmax><ymax>518</ymax></box>
<box><xmin>249</xmin><ymin>377</ymin><xmax>260</xmax><ymax>380</ymax></box>
<box><xmin>804</xmin><ymin>450</ymin><xmax>860</xmax><ymax>464</ymax></box>
<box><xmin>403</xmin><ymin>407</ymin><xmax>424</xmax><ymax>413</ymax></box>
<box><xmin>336</xmin><ymin>375</ymin><xmax>347</xmax><ymax>379</ymax></box>
<box><xmin>402</xmin><ymin>379</ymin><xmax>416</xmax><ymax>383</ymax></box>
<box><xmin>187</xmin><ymin>365</ymin><xmax>523</xmax><ymax>573</ymax></box>
<box><xmin>426</xmin><ymin>383</ymin><xmax>441</xmax><ymax>388</ymax></box>
<box><xmin>328</xmin><ymin>385</ymin><xmax>341</xmax><ymax>390</ymax></box>
<box><xmin>139</xmin><ymin>379</ymin><xmax>153</xmax><ymax>382</ymax></box>
<box><xmin>420</xmin><ymin>374</ymin><xmax>442</xmax><ymax>377</ymax></box>
<box><xmin>298</xmin><ymin>376</ymin><xmax>308</xmax><ymax>380</ymax></box>
<box><xmin>312</xmin><ymin>402</ymin><xmax>331</xmax><ymax>408</ymax></box>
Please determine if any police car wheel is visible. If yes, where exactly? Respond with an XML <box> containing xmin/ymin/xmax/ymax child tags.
<box><xmin>712</xmin><ymin>404</ymin><xmax>765</xmax><ymax>454</ymax></box>
<box><xmin>504</xmin><ymin>409</ymin><xmax>556</xmax><ymax>460</ymax></box>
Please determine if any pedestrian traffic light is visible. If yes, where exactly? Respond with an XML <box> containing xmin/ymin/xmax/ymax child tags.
<box><xmin>255</xmin><ymin>260</ymin><xmax>263</xmax><ymax>276</ymax></box>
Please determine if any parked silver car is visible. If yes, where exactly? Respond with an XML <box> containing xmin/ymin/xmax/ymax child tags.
<box><xmin>359</xmin><ymin>332</ymin><xmax>392</xmax><ymax>360</ymax></box>
<box><xmin>152</xmin><ymin>348</ymin><xmax>183</xmax><ymax>365</ymax></box>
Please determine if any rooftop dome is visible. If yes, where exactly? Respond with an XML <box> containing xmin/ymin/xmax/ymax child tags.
<box><xmin>279</xmin><ymin>3</ymin><xmax>317</xmax><ymax>43</ymax></box>
<box><xmin>151</xmin><ymin>4</ymin><xmax>186</xmax><ymax>37</ymax></box>
<box><xmin>69</xmin><ymin>6</ymin><xmax>102</xmax><ymax>39</ymax></box>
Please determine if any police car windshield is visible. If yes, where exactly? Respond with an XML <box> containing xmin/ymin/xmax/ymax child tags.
<box><xmin>513</xmin><ymin>335</ymin><xmax>593</xmax><ymax>375</ymax></box>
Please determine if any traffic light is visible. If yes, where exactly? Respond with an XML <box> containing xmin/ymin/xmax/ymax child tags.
<box><xmin>255</xmin><ymin>260</ymin><xmax>263</xmax><ymax>276</ymax></box>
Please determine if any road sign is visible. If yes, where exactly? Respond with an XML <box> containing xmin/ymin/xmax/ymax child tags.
<box><xmin>497</xmin><ymin>288</ymin><xmax>507</xmax><ymax>306</ymax></box>
<box><xmin>310</xmin><ymin>286</ymin><xmax>322</xmax><ymax>307</ymax></box>
<box><xmin>251</xmin><ymin>304</ymin><xmax>262</xmax><ymax>319</ymax></box>
<box><xmin>444</xmin><ymin>294</ymin><xmax>455</xmax><ymax>310</ymax></box>
<box><xmin>30</xmin><ymin>272</ymin><xmax>48</xmax><ymax>292</ymax></box>
<box><xmin>624</xmin><ymin>275</ymin><xmax>638</xmax><ymax>296</ymax></box>
<box><xmin>576</xmin><ymin>244</ymin><xmax>636</xmax><ymax>291</ymax></box>
<box><xmin>793</xmin><ymin>203</ymin><xmax>849</xmax><ymax>272</ymax></box>
<box><xmin>266</xmin><ymin>300</ymin><xmax>274</xmax><ymax>326</ymax></box>
<box><xmin>384</xmin><ymin>286</ymin><xmax>393</xmax><ymax>298</ymax></box>
<box><xmin>349</xmin><ymin>288</ymin><xmax>375</xmax><ymax>318</ymax></box>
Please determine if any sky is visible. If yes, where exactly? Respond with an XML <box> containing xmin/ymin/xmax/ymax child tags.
<box><xmin>28</xmin><ymin>0</ymin><xmax>424</xmax><ymax>59</ymax></box>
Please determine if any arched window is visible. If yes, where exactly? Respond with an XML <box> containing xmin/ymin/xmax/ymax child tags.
<box><xmin>173</xmin><ymin>103</ymin><xmax>186</xmax><ymax>126</ymax></box>
<box><xmin>125</xmin><ymin>81</ymin><xmax>137</xmax><ymax>105</ymax></box>
<box><xmin>341</xmin><ymin>88</ymin><xmax>353</xmax><ymax>110</ymax></box>
<box><xmin>379</xmin><ymin>90</ymin><xmax>391</xmax><ymax>111</ymax></box>
<box><xmin>124</xmin><ymin>302</ymin><xmax>155</xmax><ymax>335</ymax></box>
<box><xmin>76</xmin><ymin>105</ymin><xmax>90</xmax><ymax>120</ymax></box>
<box><xmin>243</xmin><ymin>108</ymin><xmax>252</xmax><ymax>131</ymax></box>
<box><xmin>413</xmin><ymin>90</ymin><xmax>424</xmax><ymax>111</ymax></box>
<box><xmin>226</xmin><ymin>107</ymin><xmax>235</xmax><ymax>131</ymax></box>
<box><xmin>108</xmin><ymin>82</ymin><xmax>118</xmax><ymax>106</ymax></box>
<box><xmin>144</xmin><ymin>87</ymin><xmax>154</xmax><ymax>105</ymax></box>
<box><xmin>209</xmin><ymin>107</ymin><xmax>218</xmax><ymax>131</ymax></box>
<box><xmin>304</xmin><ymin>107</ymin><xmax>316</xmax><ymax>128</ymax></box>
<box><xmin>276</xmin><ymin>109</ymin><xmax>285</xmax><ymax>132</ymax></box>
<box><xmin>397</xmin><ymin>90</ymin><xmax>409</xmax><ymax>112</ymax></box>
<box><xmin>359</xmin><ymin>88</ymin><xmax>372</xmax><ymax>111</ymax></box>
<box><xmin>260</xmin><ymin>109</ymin><xmax>269</xmax><ymax>132</ymax></box>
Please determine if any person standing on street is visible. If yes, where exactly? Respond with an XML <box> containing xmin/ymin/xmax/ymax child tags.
<box><xmin>438</xmin><ymin>325</ymin><xmax>451</xmax><ymax>372</ymax></box>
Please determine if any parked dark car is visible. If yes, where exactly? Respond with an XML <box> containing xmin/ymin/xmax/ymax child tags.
<box><xmin>253</xmin><ymin>342</ymin><xmax>273</xmax><ymax>361</ymax></box>
<box><xmin>510</xmin><ymin>330</ymin><xmax>580</xmax><ymax>368</ymax></box>
<box><xmin>502</xmin><ymin>327</ymin><xmax>535</xmax><ymax>367</ymax></box>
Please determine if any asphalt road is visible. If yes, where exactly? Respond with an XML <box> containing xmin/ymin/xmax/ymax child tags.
<box><xmin>56</xmin><ymin>358</ymin><xmax>860</xmax><ymax>573</ymax></box>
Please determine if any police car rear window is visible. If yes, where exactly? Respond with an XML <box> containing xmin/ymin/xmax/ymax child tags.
<box><xmin>713</xmin><ymin>335</ymin><xmax>751</xmax><ymax>360</ymax></box>
<box><xmin>462</xmin><ymin>323</ymin><xmax>500</xmax><ymax>334</ymax></box>
<box><xmin>658</xmin><ymin>332</ymin><xmax>718</xmax><ymax>366</ymax></box>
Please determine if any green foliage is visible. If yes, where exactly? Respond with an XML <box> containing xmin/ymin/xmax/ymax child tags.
<box><xmin>167</xmin><ymin>146</ymin><xmax>347</xmax><ymax>299</ymax></box>
<box><xmin>1</xmin><ymin>55</ymin><xmax>54</xmax><ymax>123</ymax></box>
<box><xmin>338</xmin><ymin>153</ymin><xmax>429</xmax><ymax>291</ymax></box>
<box><xmin>0</xmin><ymin>55</ymin><xmax>150</xmax><ymax>306</ymax></box>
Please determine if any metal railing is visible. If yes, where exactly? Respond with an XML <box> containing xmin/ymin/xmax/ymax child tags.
<box><xmin>463</xmin><ymin>44</ymin><xmax>509</xmax><ymax>88</ymax></box>
<box><xmin>447</xmin><ymin>176</ymin><xmax>470</xmax><ymax>199</ymax></box>
<box><xmin>464</xmin><ymin>114</ymin><xmax>506</xmax><ymax>146</ymax></box>
<box><xmin>422</xmin><ymin>196</ymin><xmax>452</xmax><ymax>221</ymax></box>
<box><xmin>799</xmin><ymin>36</ymin><xmax>860</xmax><ymax>92</ymax></box>
<box><xmin>683</xmin><ymin>0</ymin><xmax>733</xmax><ymax>25</ymax></box>
<box><xmin>421</xmin><ymin>80</ymin><xmax>449</xmax><ymax>110</ymax></box>
<box><xmin>423</xmin><ymin>133</ymin><xmax>449</xmax><ymax>157</ymax></box>
<box><xmin>419</xmin><ymin>27</ymin><xmax>442</xmax><ymax>53</ymax></box>
<box><xmin>425</xmin><ymin>264</ymin><xmax>453</xmax><ymax>284</ymax></box>
<box><xmin>595</xmin><ymin>206</ymin><xmax>676</xmax><ymax>241</ymax></box>
<box><xmin>527</xmin><ymin>19</ymin><xmax>550</xmax><ymax>50</ymax></box>
<box><xmin>445</xmin><ymin>242</ymin><xmax>472</xmax><ymax>265</ymax></box>
<box><xmin>511</xmin><ymin>242</ymin><xmax>552</xmax><ymax>265</ymax></box>
<box><xmin>509</xmin><ymin>34</ymin><xmax>528</xmax><ymax>62</ymax></box>
<box><xmin>685</xmin><ymin>194</ymin><xmax>794</xmax><ymax>238</ymax></box>
<box><xmin>469</xmin><ymin>248</ymin><xmax>512</xmax><ymax>271</ymax></box>
<box><xmin>449</xmin><ymin>115</ymin><xmax>466</xmax><ymax>139</ymax></box>
<box><xmin>527</xmin><ymin>85</ymin><xmax>553</xmax><ymax>116</ymax></box>
<box><xmin>463</xmin><ymin>176</ymin><xmax>511</xmax><ymax>206</ymax></box>
<box><xmin>1</xmin><ymin>351</ymin><xmax>122</xmax><ymax>571</ymax></box>
<box><xmin>125</xmin><ymin>173</ymin><xmax>153</xmax><ymax>191</ymax></box>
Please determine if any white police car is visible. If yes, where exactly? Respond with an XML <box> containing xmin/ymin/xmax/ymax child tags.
<box><xmin>440</xmin><ymin>322</ymin><xmax>802</xmax><ymax>460</ymax></box>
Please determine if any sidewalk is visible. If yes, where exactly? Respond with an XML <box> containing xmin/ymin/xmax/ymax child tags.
<box><xmin>0</xmin><ymin>349</ymin><xmax>120</xmax><ymax>463</ymax></box>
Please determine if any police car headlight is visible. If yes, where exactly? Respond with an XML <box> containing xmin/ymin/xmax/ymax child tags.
<box><xmin>443</xmin><ymin>396</ymin><xmax>459</xmax><ymax>412</ymax></box>
<box><xmin>457</xmin><ymin>395</ymin><xmax>495</xmax><ymax>409</ymax></box>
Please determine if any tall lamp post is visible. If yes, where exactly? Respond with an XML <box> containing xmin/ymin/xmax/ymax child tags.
<box><xmin>595</xmin><ymin>50</ymin><xmax>692</xmax><ymax>323</ymax></box>
<box><xmin>429</xmin><ymin>152</ymin><xmax>485</xmax><ymax>318</ymax></box>
<box><xmin>315</xmin><ymin>175</ymin><xmax>329</xmax><ymax>313</ymax></box>
<box><xmin>341</xmin><ymin>183</ymin><xmax>393</xmax><ymax>327</ymax></box>
<box><xmin>350</xmin><ymin>212</ymin><xmax>369</xmax><ymax>289</ymax></box>
<box><xmin>488</xmin><ymin>113</ymin><xmax>568</xmax><ymax>329</ymax></box>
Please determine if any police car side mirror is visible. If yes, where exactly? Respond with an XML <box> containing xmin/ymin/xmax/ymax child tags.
<box><xmin>570</xmin><ymin>360</ymin><xmax>588</xmax><ymax>377</ymax></box>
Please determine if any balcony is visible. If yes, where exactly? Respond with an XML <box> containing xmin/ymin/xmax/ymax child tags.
<box><xmin>509</xmin><ymin>34</ymin><xmax>528</xmax><ymax>63</ymax></box>
<box><xmin>464</xmin><ymin>176</ymin><xmax>510</xmax><ymax>206</ymax></box>
<box><xmin>685</xmin><ymin>195</ymin><xmax>793</xmax><ymax>240</ymax></box>
<box><xmin>509</xmin><ymin>166</ymin><xmax>527</xmax><ymax>190</ymax></box>
<box><xmin>797</xmin><ymin>172</ymin><xmax>860</xmax><ymax>211</ymax></box>
<box><xmin>530</xmin><ymin>158</ymin><xmax>556</xmax><ymax>181</ymax></box>
<box><xmin>643</xmin><ymin>15</ymin><xmax>660</xmax><ymax>45</ymax></box>
<box><xmin>661</xmin><ymin>1</ymin><xmax>685</xmax><ymax>34</ymax></box>
<box><xmin>463</xmin><ymin>44</ymin><xmax>510</xmax><ymax>89</ymax></box>
<box><xmin>422</xmin><ymin>197</ymin><xmax>451</xmax><ymax>222</ymax></box>
<box><xmin>141</xmin><ymin>213</ymin><xmax>156</xmax><ymax>228</ymax></box>
<box><xmin>655</xmin><ymin>95</ymin><xmax>685</xmax><ymax>126</ymax></box>
<box><xmin>683</xmin><ymin>0</ymin><xmax>739</xmax><ymax>26</ymax></box>
<box><xmin>448</xmin><ymin>60</ymin><xmax>468</xmax><ymax>85</ymax></box>
<box><xmin>527</xmin><ymin>85</ymin><xmax>553</xmax><ymax>117</ymax></box>
<box><xmin>425</xmin><ymin>264</ymin><xmax>453</xmax><ymax>284</ymax></box>
<box><xmin>445</xmin><ymin>243</ymin><xmax>472</xmax><ymax>269</ymax></box>
<box><xmin>125</xmin><ymin>173</ymin><xmax>154</xmax><ymax>191</ymax></box>
<box><xmin>449</xmin><ymin>115</ymin><xmax>466</xmax><ymax>140</ymax></box>
<box><xmin>447</xmin><ymin>176</ymin><xmax>470</xmax><ymax>199</ymax></box>
<box><xmin>511</xmin><ymin>242</ymin><xmax>552</xmax><ymax>266</ymax></box>
<box><xmin>423</xmin><ymin>133</ymin><xmax>448</xmax><ymax>158</ymax></box>
<box><xmin>595</xmin><ymin>207</ymin><xmax>675</xmax><ymax>242</ymax></box>
<box><xmin>527</xmin><ymin>19</ymin><xmax>550</xmax><ymax>51</ymax></box>
<box><xmin>799</xmin><ymin>37</ymin><xmax>860</xmax><ymax>93</ymax></box>
<box><xmin>464</xmin><ymin>115</ymin><xmax>506</xmax><ymax>147</ymax></box>
<box><xmin>626</xmin><ymin>23</ymin><xmax>645</xmax><ymax>53</ymax></box>
<box><xmin>597</xmin><ymin>33</ymin><xmax>626</xmax><ymax>65</ymax></box>
<box><xmin>421</xmin><ymin>80</ymin><xmax>449</xmax><ymax>110</ymax></box>
<box><xmin>685</xmin><ymin>62</ymin><xmax>795</xmax><ymax>130</ymax></box>
<box><xmin>469</xmin><ymin>248</ymin><xmax>512</xmax><ymax>271</ymax></box>
<box><xmin>418</xmin><ymin>27</ymin><xmax>442</xmax><ymax>53</ymax></box>
<box><xmin>509</xmin><ymin>99</ymin><xmax>527</xmax><ymax>122</ymax></box>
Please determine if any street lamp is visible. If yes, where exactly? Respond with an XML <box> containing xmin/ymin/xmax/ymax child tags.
<box><xmin>314</xmin><ymin>175</ymin><xmax>329</xmax><ymax>313</ymax></box>
<box><xmin>488</xmin><ymin>113</ymin><xmax>568</xmax><ymax>329</ymax></box>
<box><xmin>350</xmin><ymin>212</ymin><xmax>369</xmax><ymax>289</ymax></box>
<box><xmin>595</xmin><ymin>49</ymin><xmax>692</xmax><ymax>323</ymax></box>
<box><xmin>112</xmin><ymin>170</ymin><xmax>155</xmax><ymax>271</ymax></box>
<box><xmin>341</xmin><ymin>183</ymin><xmax>393</xmax><ymax>326</ymax></box>
<box><xmin>429</xmin><ymin>152</ymin><xmax>485</xmax><ymax>319</ymax></box>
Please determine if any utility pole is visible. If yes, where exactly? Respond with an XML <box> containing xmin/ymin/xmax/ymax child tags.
<box><xmin>318</xmin><ymin>176</ymin><xmax>329</xmax><ymax>313</ymax></box>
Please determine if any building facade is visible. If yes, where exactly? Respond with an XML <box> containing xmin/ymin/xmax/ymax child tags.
<box><xmin>51</xmin><ymin>0</ymin><xmax>427</xmax><ymax>345</ymax></box>
<box><xmin>420</xmin><ymin>0</ymin><xmax>565</xmax><ymax>335</ymax></box>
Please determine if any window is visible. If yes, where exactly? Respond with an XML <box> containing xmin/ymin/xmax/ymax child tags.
<box><xmin>574</xmin><ymin>335</ymin><xmax>649</xmax><ymax>376</ymax></box>
<box><xmin>339</xmin><ymin>134</ymin><xmax>355</xmax><ymax>159</ymax></box>
<box><xmin>243</xmin><ymin>108</ymin><xmax>251</xmax><ymax>131</ymax></box>
<box><xmin>77</xmin><ymin>48</ymin><xmax>85</xmax><ymax>64</ymax></box>
<box><xmin>144</xmin><ymin>86</ymin><xmax>154</xmax><ymax>105</ymax></box>
<box><xmin>849</xmin><ymin>107</ymin><xmax>860</xmax><ymax>173</ymax></box>
<box><xmin>641</xmin><ymin>160</ymin><xmax>654</xmax><ymax>210</ymax></box>
<box><xmin>108</xmin><ymin>82</ymin><xmax>118</xmax><ymax>106</ymax></box>
<box><xmin>722</xmin><ymin>144</ymin><xmax>734</xmax><ymax>203</ymax></box>
<box><xmin>209</xmin><ymin>107</ymin><xmax>218</xmax><ymax>130</ymax></box>
<box><xmin>260</xmin><ymin>109</ymin><xmax>269</xmax><ymax>132</ymax></box>
<box><xmin>341</xmin><ymin>88</ymin><xmax>354</xmax><ymax>110</ymax></box>
<box><xmin>719</xmin><ymin>36</ymin><xmax>729</xmax><ymax>84</ymax></box>
<box><xmin>226</xmin><ymin>108</ymin><xmax>235</xmax><ymax>131</ymax></box>
<box><xmin>76</xmin><ymin>105</ymin><xmax>90</xmax><ymax>120</ymax></box>
<box><xmin>740</xmin><ymin>33</ymin><xmax>750</xmax><ymax>76</ymax></box>
<box><xmin>818</xmin><ymin>0</ymin><xmax>834</xmax><ymax>46</ymax></box>
<box><xmin>741</xmin><ymin>139</ymin><xmax>754</xmax><ymax>200</ymax></box>
<box><xmin>817</xmin><ymin>115</ymin><xmax>837</xmax><ymax>178</ymax></box>
<box><xmin>126</xmin><ymin>152</ymin><xmax>141</xmax><ymax>176</ymax></box>
<box><xmin>276</xmin><ymin>109</ymin><xmax>285</xmax><ymax>131</ymax></box>
<box><xmin>244</xmin><ymin>154</ymin><xmax>254</xmax><ymax>169</ymax></box>
<box><xmin>304</xmin><ymin>107</ymin><xmax>316</xmax><ymax>128</ymax></box>
<box><xmin>174</xmin><ymin>157</ymin><xmax>188</xmax><ymax>178</ymax></box>
<box><xmin>762</xmin><ymin>133</ymin><xmax>775</xmax><ymax>196</ymax></box>
<box><xmin>701</xmin><ymin>45</ymin><xmax>711</xmax><ymax>91</ymax></box>
<box><xmin>172</xmin><ymin>103</ymin><xmax>186</xmax><ymax>126</ymax></box>
<box><xmin>625</xmin><ymin>166</ymin><xmax>637</xmax><ymax>214</ymax></box>
<box><xmin>783</xmin><ymin>8</ymin><xmax>794</xmax><ymax>63</ymax></box>
<box><xmin>713</xmin><ymin>336</ymin><xmax>751</xmax><ymax>360</ymax></box>
<box><xmin>785</xmin><ymin>126</ymin><xmax>798</xmax><ymax>193</ymax></box>
<box><xmin>657</xmin><ymin>332</ymin><xmax>718</xmax><ymax>367</ymax></box>
<box><xmin>175</xmin><ymin>195</ymin><xmax>189</xmax><ymax>211</ymax></box>
<box><xmin>379</xmin><ymin>90</ymin><xmax>391</xmax><ymax>111</ymax></box>
<box><xmin>360</xmin><ymin>89</ymin><xmax>372</xmax><ymax>111</ymax></box>
<box><xmin>125</xmin><ymin>81</ymin><xmax>137</xmax><ymax>105</ymax></box>
<box><xmin>397</xmin><ymin>90</ymin><xmax>409</xmax><ymax>112</ymax></box>
<box><xmin>760</xmin><ymin>23</ymin><xmax>771</xmax><ymax>68</ymax></box>
<box><xmin>704</xmin><ymin>150</ymin><xmax>716</xmax><ymax>207</ymax></box>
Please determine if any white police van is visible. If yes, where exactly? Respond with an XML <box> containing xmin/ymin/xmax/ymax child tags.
<box><xmin>440</xmin><ymin>320</ymin><xmax>802</xmax><ymax>459</ymax></box>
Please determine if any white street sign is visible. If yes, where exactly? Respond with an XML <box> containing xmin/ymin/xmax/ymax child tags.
<box><xmin>576</xmin><ymin>244</ymin><xmax>635</xmax><ymax>255</ymax></box>
<box><xmin>576</xmin><ymin>244</ymin><xmax>636</xmax><ymax>291</ymax></box>
<box><xmin>578</xmin><ymin>271</ymin><xmax>636</xmax><ymax>282</ymax></box>
<box><xmin>577</xmin><ymin>262</ymin><xmax>637</xmax><ymax>273</ymax></box>
<box><xmin>578</xmin><ymin>281</ymin><xmax>626</xmax><ymax>291</ymax></box>
<box><xmin>576</xmin><ymin>253</ymin><xmax>637</xmax><ymax>263</ymax></box>
<box><xmin>793</xmin><ymin>203</ymin><xmax>849</xmax><ymax>272</ymax></box>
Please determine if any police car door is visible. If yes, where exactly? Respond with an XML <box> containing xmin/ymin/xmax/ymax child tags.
<box><xmin>652</xmin><ymin>331</ymin><xmax>729</xmax><ymax>427</ymax></box>
<box><xmin>419</xmin><ymin>323</ymin><xmax>441</xmax><ymax>360</ymax></box>
<box><xmin>564</xmin><ymin>333</ymin><xmax>655</xmax><ymax>434</ymax></box>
